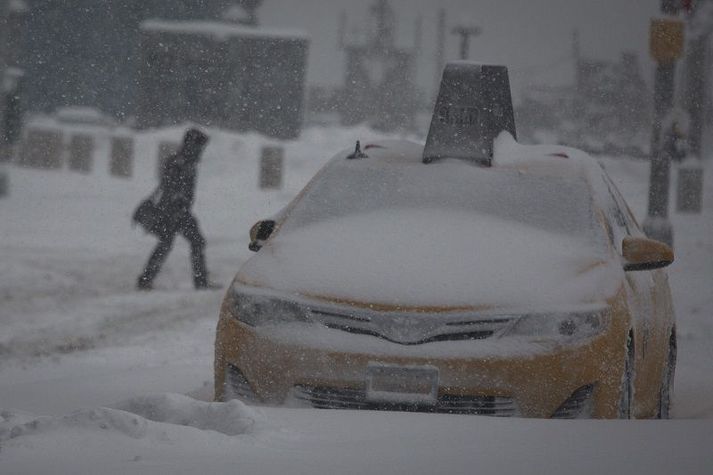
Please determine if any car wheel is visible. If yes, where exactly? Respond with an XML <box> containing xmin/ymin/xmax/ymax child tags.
<box><xmin>657</xmin><ymin>329</ymin><xmax>677</xmax><ymax>419</ymax></box>
<box><xmin>618</xmin><ymin>332</ymin><xmax>635</xmax><ymax>419</ymax></box>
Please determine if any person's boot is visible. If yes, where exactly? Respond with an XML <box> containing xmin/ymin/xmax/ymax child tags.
<box><xmin>194</xmin><ymin>274</ymin><xmax>222</xmax><ymax>290</ymax></box>
<box><xmin>138</xmin><ymin>236</ymin><xmax>172</xmax><ymax>291</ymax></box>
<box><xmin>136</xmin><ymin>276</ymin><xmax>153</xmax><ymax>291</ymax></box>
<box><xmin>190</xmin><ymin>243</ymin><xmax>216</xmax><ymax>290</ymax></box>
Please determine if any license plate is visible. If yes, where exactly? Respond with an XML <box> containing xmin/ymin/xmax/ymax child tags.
<box><xmin>366</xmin><ymin>364</ymin><xmax>439</xmax><ymax>404</ymax></box>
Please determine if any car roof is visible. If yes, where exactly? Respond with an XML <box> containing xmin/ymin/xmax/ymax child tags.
<box><xmin>325</xmin><ymin>134</ymin><xmax>605</xmax><ymax>189</ymax></box>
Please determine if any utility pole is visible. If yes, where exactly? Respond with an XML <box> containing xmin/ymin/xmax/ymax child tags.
<box><xmin>338</xmin><ymin>11</ymin><xmax>347</xmax><ymax>50</ymax></box>
<box><xmin>685</xmin><ymin>35</ymin><xmax>707</xmax><ymax>158</ymax></box>
<box><xmin>675</xmin><ymin>0</ymin><xmax>711</xmax><ymax>213</ymax></box>
<box><xmin>643</xmin><ymin>0</ymin><xmax>686</xmax><ymax>247</ymax></box>
<box><xmin>414</xmin><ymin>15</ymin><xmax>423</xmax><ymax>54</ymax></box>
<box><xmin>0</xmin><ymin>0</ymin><xmax>7</xmax><ymax>148</ymax></box>
<box><xmin>451</xmin><ymin>26</ymin><xmax>481</xmax><ymax>60</ymax></box>
<box><xmin>0</xmin><ymin>0</ymin><xmax>7</xmax><ymax>197</ymax></box>
<box><xmin>572</xmin><ymin>30</ymin><xmax>583</xmax><ymax>118</ymax></box>
<box><xmin>683</xmin><ymin>0</ymin><xmax>713</xmax><ymax>157</ymax></box>
<box><xmin>434</xmin><ymin>9</ymin><xmax>446</xmax><ymax>96</ymax></box>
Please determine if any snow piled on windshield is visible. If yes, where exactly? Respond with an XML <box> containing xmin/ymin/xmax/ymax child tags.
<box><xmin>240</xmin><ymin>206</ymin><xmax>618</xmax><ymax>308</ymax></box>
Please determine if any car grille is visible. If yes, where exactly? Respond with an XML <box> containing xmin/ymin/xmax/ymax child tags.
<box><xmin>308</xmin><ymin>308</ymin><xmax>515</xmax><ymax>345</ymax></box>
<box><xmin>292</xmin><ymin>385</ymin><xmax>520</xmax><ymax>416</ymax></box>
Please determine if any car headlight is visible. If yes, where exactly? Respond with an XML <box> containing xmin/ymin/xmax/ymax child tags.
<box><xmin>505</xmin><ymin>306</ymin><xmax>610</xmax><ymax>341</ymax></box>
<box><xmin>230</xmin><ymin>291</ymin><xmax>310</xmax><ymax>326</ymax></box>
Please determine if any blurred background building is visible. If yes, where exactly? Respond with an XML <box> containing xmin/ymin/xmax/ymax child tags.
<box><xmin>2</xmin><ymin>0</ymin><xmax>712</xmax><ymax>154</ymax></box>
<box><xmin>12</xmin><ymin>0</ymin><xmax>309</xmax><ymax>139</ymax></box>
<box><xmin>337</xmin><ymin>0</ymin><xmax>420</xmax><ymax>131</ymax></box>
<box><xmin>517</xmin><ymin>32</ymin><xmax>652</xmax><ymax>157</ymax></box>
<box><xmin>136</xmin><ymin>19</ymin><xmax>308</xmax><ymax>139</ymax></box>
<box><xmin>18</xmin><ymin>0</ymin><xmax>229</xmax><ymax>120</ymax></box>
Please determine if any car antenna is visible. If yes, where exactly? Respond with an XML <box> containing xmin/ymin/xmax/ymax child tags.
<box><xmin>347</xmin><ymin>140</ymin><xmax>368</xmax><ymax>159</ymax></box>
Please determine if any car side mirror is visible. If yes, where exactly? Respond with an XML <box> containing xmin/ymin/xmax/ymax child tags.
<box><xmin>249</xmin><ymin>220</ymin><xmax>276</xmax><ymax>252</ymax></box>
<box><xmin>622</xmin><ymin>236</ymin><xmax>674</xmax><ymax>271</ymax></box>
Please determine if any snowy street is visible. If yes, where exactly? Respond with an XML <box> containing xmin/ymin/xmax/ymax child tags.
<box><xmin>1</xmin><ymin>125</ymin><xmax>712</xmax><ymax>474</ymax></box>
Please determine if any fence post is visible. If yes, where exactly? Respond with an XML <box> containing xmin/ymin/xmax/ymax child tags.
<box><xmin>259</xmin><ymin>145</ymin><xmax>284</xmax><ymax>190</ymax></box>
<box><xmin>110</xmin><ymin>136</ymin><xmax>134</xmax><ymax>178</ymax></box>
<box><xmin>0</xmin><ymin>164</ymin><xmax>7</xmax><ymax>198</ymax></box>
<box><xmin>68</xmin><ymin>134</ymin><xmax>94</xmax><ymax>173</ymax></box>
<box><xmin>18</xmin><ymin>128</ymin><xmax>64</xmax><ymax>169</ymax></box>
<box><xmin>676</xmin><ymin>163</ymin><xmax>704</xmax><ymax>213</ymax></box>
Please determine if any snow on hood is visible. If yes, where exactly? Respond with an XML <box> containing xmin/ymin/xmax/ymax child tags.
<box><xmin>238</xmin><ymin>207</ymin><xmax>620</xmax><ymax>309</ymax></box>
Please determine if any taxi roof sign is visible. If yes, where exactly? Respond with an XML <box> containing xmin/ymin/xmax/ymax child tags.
<box><xmin>423</xmin><ymin>62</ymin><xmax>516</xmax><ymax>166</ymax></box>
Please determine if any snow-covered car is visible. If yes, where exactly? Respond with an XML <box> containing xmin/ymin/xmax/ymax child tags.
<box><xmin>214</xmin><ymin>136</ymin><xmax>676</xmax><ymax>418</ymax></box>
<box><xmin>214</xmin><ymin>63</ymin><xmax>676</xmax><ymax>418</ymax></box>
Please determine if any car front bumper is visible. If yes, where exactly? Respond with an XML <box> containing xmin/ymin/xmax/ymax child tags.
<box><xmin>214</xmin><ymin>301</ymin><xmax>629</xmax><ymax>418</ymax></box>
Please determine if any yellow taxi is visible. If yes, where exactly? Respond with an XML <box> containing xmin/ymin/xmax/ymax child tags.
<box><xmin>214</xmin><ymin>63</ymin><xmax>675</xmax><ymax>418</ymax></box>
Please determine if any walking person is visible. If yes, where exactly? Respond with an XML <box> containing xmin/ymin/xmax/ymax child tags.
<box><xmin>136</xmin><ymin>128</ymin><xmax>217</xmax><ymax>290</ymax></box>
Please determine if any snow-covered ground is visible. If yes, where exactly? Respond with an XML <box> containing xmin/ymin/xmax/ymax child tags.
<box><xmin>1</xmin><ymin>124</ymin><xmax>712</xmax><ymax>474</ymax></box>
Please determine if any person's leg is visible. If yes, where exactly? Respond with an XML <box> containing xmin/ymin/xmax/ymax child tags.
<box><xmin>137</xmin><ymin>231</ymin><xmax>176</xmax><ymax>289</ymax></box>
<box><xmin>179</xmin><ymin>214</ymin><xmax>208</xmax><ymax>288</ymax></box>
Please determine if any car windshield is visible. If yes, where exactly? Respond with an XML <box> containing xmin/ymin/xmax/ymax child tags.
<box><xmin>280</xmin><ymin>159</ymin><xmax>605</xmax><ymax>244</ymax></box>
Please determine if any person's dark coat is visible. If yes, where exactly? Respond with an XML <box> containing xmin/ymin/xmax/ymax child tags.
<box><xmin>137</xmin><ymin>128</ymin><xmax>211</xmax><ymax>290</ymax></box>
<box><xmin>157</xmin><ymin>151</ymin><xmax>200</xmax><ymax>227</ymax></box>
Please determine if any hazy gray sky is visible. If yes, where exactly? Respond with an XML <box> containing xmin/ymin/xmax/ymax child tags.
<box><xmin>258</xmin><ymin>0</ymin><xmax>662</xmax><ymax>99</ymax></box>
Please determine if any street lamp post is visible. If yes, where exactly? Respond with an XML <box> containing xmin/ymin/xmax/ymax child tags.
<box><xmin>675</xmin><ymin>0</ymin><xmax>713</xmax><ymax>213</ymax></box>
<box><xmin>0</xmin><ymin>0</ymin><xmax>8</xmax><ymax>198</ymax></box>
<box><xmin>643</xmin><ymin>1</ymin><xmax>685</xmax><ymax>247</ymax></box>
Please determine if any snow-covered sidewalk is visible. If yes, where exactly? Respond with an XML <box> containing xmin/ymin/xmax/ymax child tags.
<box><xmin>2</xmin><ymin>395</ymin><xmax>712</xmax><ymax>475</ymax></box>
<box><xmin>1</xmin><ymin>126</ymin><xmax>712</xmax><ymax>474</ymax></box>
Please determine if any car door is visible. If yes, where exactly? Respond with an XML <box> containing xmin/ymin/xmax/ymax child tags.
<box><xmin>601</xmin><ymin>174</ymin><xmax>670</xmax><ymax>408</ymax></box>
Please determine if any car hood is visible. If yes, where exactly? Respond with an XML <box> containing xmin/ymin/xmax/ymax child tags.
<box><xmin>237</xmin><ymin>208</ymin><xmax>622</xmax><ymax>310</ymax></box>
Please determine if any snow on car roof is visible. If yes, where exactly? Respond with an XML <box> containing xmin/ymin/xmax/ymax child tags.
<box><xmin>316</xmin><ymin>134</ymin><xmax>613</xmax><ymax>217</ymax></box>
<box><xmin>324</xmin><ymin>133</ymin><xmax>612</xmax><ymax>211</ymax></box>
<box><xmin>493</xmin><ymin>132</ymin><xmax>601</xmax><ymax>176</ymax></box>
<box><xmin>328</xmin><ymin>133</ymin><xmax>598</xmax><ymax>180</ymax></box>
